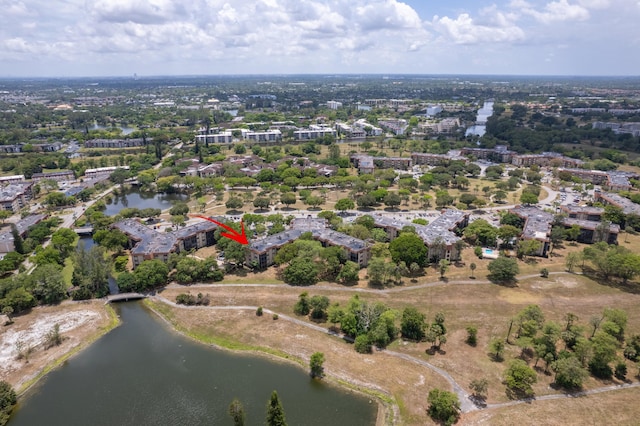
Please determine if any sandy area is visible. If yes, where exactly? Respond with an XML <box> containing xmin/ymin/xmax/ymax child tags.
<box><xmin>0</xmin><ymin>301</ymin><xmax>114</xmax><ymax>391</ymax></box>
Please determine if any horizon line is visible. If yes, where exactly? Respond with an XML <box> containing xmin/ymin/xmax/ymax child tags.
<box><xmin>1</xmin><ymin>73</ymin><xmax>640</xmax><ymax>80</ymax></box>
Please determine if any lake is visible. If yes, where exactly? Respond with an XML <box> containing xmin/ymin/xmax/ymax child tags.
<box><xmin>104</xmin><ymin>187</ymin><xmax>188</xmax><ymax>217</ymax></box>
<box><xmin>9</xmin><ymin>302</ymin><xmax>377</xmax><ymax>425</ymax></box>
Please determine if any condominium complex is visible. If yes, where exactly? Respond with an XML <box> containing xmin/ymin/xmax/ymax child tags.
<box><xmin>0</xmin><ymin>182</ymin><xmax>33</xmax><ymax>212</ymax></box>
<box><xmin>84</xmin><ymin>138</ymin><xmax>146</xmax><ymax>148</ymax></box>
<box><xmin>113</xmin><ymin>219</ymin><xmax>219</xmax><ymax>269</ymax></box>
<box><xmin>372</xmin><ymin>209</ymin><xmax>469</xmax><ymax>262</ymax></box>
<box><xmin>246</xmin><ymin>218</ymin><xmax>370</xmax><ymax>269</ymax></box>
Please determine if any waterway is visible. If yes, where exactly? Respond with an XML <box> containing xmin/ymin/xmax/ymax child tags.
<box><xmin>9</xmin><ymin>302</ymin><xmax>377</xmax><ymax>426</ymax></box>
<box><xmin>104</xmin><ymin>187</ymin><xmax>188</xmax><ymax>217</ymax></box>
<box><xmin>90</xmin><ymin>121</ymin><xmax>136</xmax><ymax>135</ymax></box>
<box><xmin>465</xmin><ymin>100</ymin><xmax>494</xmax><ymax>138</ymax></box>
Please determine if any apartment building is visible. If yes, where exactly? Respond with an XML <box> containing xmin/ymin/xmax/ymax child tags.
<box><xmin>113</xmin><ymin>219</ymin><xmax>218</xmax><ymax>269</ymax></box>
<box><xmin>411</xmin><ymin>153</ymin><xmax>452</xmax><ymax>166</ymax></box>
<box><xmin>31</xmin><ymin>170</ymin><xmax>75</xmax><ymax>182</ymax></box>
<box><xmin>460</xmin><ymin>145</ymin><xmax>516</xmax><ymax>163</ymax></box>
<box><xmin>293</xmin><ymin>125</ymin><xmax>337</xmax><ymax>141</ymax></box>
<box><xmin>372</xmin><ymin>209</ymin><xmax>469</xmax><ymax>262</ymax></box>
<box><xmin>512</xmin><ymin>153</ymin><xmax>583</xmax><ymax>168</ymax></box>
<box><xmin>0</xmin><ymin>183</ymin><xmax>33</xmax><ymax>212</ymax></box>
<box><xmin>84</xmin><ymin>138</ymin><xmax>145</xmax><ymax>148</ymax></box>
<box><xmin>510</xmin><ymin>205</ymin><xmax>619</xmax><ymax>256</ymax></box>
<box><xmin>594</xmin><ymin>191</ymin><xmax>640</xmax><ymax>216</ymax></box>
<box><xmin>84</xmin><ymin>166</ymin><xmax>130</xmax><ymax>179</ymax></box>
<box><xmin>378</xmin><ymin>118</ymin><xmax>408</xmax><ymax>135</ymax></box>
<box><xmin>246</xmin><ymin>218</ymin><xmax>370</xmax><ymax>269</ymax></box>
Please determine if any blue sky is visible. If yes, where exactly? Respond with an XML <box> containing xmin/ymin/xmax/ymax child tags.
<box><xmin>0</xmin><ymin>0</ymin><xmax>638</xmax><ymax>77</ymax></box>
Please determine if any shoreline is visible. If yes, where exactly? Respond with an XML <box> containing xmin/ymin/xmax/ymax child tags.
<box><xmin>143</xmin><ymin>297</ymin><xmax>395</xmax><ymax>426</ymax></box>
<box><xmin>13</xmin><ymin>303</ymin><xmax>121</xmax><ymax>397</ymax></box>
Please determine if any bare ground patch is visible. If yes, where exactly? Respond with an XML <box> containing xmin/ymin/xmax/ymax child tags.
<box><xmin>0</xmin><ymin>301</ymin><xmax>115</xmax><ymax>392</ymax></box>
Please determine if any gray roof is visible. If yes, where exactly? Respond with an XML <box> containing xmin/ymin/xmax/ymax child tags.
<box><xmin>597</xmin><ymin>192</ymin><xmax>640</xmax><ymax>215</ymax></box>
<box><xmin>291</xmin><ymin>217</ymin><xmax>328</xmax><ymax>231</ymax></box>
<box><xmin>312</xmin><ymin>228</ymin><xmax>368</xmax><ymax>252</ymax></box>
<box><xmin>249</xmin><ymin>217</ymin><xmax>369</xmax><ymax>254</ymax></box>
<box><xmin>249</xmin><ymin>229</ymin><xmax>304</xmax><ymax>254</ymax></box>
<box><xmin>0</xmin><ymin>214</ymin><xmax>47</xmax><ymax>254</ymax></box>
<box><xmin>563</xmin><ymin>218</ymin><xmax>620</xmax><ymax>233</ymax></box>
<box><xmin>510</xmin><ymin>206</ymin><xmax>554</xmax><ymax>240</ymax></box>
<box><xmin>373</xmin><ymin>209</ymin><xmax>467</xmax><ymax>246</ymax></box>
<box><xmin>113</xmin><ymin>218</ymin><xmax>220</xmax><ymax>256</ymax></box>
<box><xmin>561</xmin><ymin>205</ymin><xmax>604</xmax><ymax>215</ymax></box>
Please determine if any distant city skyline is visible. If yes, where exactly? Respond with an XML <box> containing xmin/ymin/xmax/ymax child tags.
<box><xmin>1</xmin><ymin>0</ymin><xmax>639</xmax><ymax>77</ymax></box>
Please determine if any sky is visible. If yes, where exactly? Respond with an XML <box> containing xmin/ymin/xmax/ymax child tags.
<box><xmin>1</xmin><ymin>0</ymin><xmax>639</xmax><ymax>77</ymax></box>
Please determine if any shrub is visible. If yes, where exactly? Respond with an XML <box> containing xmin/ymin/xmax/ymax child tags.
<box><xmin>474</xmin><ymin>246</ymin><xmax>483</xmax><ymax>258</ymax></box>
<box><xmin>175</xmin><ymin>293</ymin><xmax>211</xmax><ymax>306</ymax></box>
<box><xmin>540</xmin><ymin>268</ymin><xmax>549</xmax><ymax>278</ymax></box>
<box><xmin>354</xmin><ymin>335</ymin><xmax>372</xmax><ymax>354</ymax></box>
<box><xmin>256</xmin><ymin>306</ymin><xmax>263</xmax><ymax>316</ymax></box>
<box><xmin>466</xmin><ymin>326</ymin><xmax>478</xmax><ymax>346</ymax></box>
<box><xmin>272</xmin><ymin>313</ymin><xmax>279</xmax><ymax>320</ymax></box>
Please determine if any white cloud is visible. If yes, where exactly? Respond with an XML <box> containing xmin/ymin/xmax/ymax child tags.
<box><xmin>1</xmin><ymin>0</ymin><xmax>639</xmax><ymax>76</ymax></box>
<box><xmin>355</xmin><ymin>0</ymin><xmax>423</xmax><ymax>31</ymax></box>
<box><xmin>511</xmin><ymin>0</ymin><xmax>590</xmax><ymax>24</ymax></box>
<box><xmin>433</xmin><ymin>7</ymin><xmax>525</xmax><ymax>45</ymax></box>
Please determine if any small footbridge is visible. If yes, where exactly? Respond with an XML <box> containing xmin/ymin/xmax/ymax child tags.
<box><xmin>106</xmin><ymin>292</ymin><xmax>147</xmax><ymax>303</ymax></box>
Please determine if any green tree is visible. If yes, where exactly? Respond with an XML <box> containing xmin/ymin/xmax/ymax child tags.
<box><xmin>487</xmin><ymin>256</ymin><xmax>519</xmax><ymax>284</ymax></box>
<box><xmin>133</xmin><ymin>259</ymin><xmax>169</xmax><ymax>291</ymax></box>
<box><xmin>565</xmin><ymin>251</ymin><xmax>582</xmax><ymax>272</ymax></box>
<box><xmin>466</xmin><ymin>326</ymin><xmax>478</xmax><ymax>346</ymax></box>
<box><xmin>438</xmin><ymin>259</ymin><xmax>449</xmax><ymax>279</ymax></box>
<box><xmin>10</xmin><ymin>224</ymin><xmax>25</xmax><ymax>254</ymax></box>
<box><xmin>254</xmin><ymin>197</ymin><xmax>271</xmax><ymax>210</ymax></box>
<box><xmin>280</xmin><ymin>192</ymin><xmax>297</xmax><ymax>207</ymax></box>
<box><xmin>337</xmin><ymin>261</ymin><xmax>359</xmax><ymax>284</ymax></box>
<box><xmin>469</xmin><ymin>378</ymin><xmax>489</xmax><ymax>401</ymax></box>
<box><xmin>335</xmin><ymin>198</ymin><xmax>355</xmax><ymax>212</ymax></box>
<box><xmin>504</xmin><ymin>359</ymin><xmax>537</xmax><ymax>398</ymax></box>
<box><xmin>519</xmin><ymin>192</ymin><xmax>538</xmax><ymax>205</ymax></box>
<box><xmin>469</xmin><ymin>262</ymin><xmax>477</xmax><ymax>278</ymax></box>
<box><xmin>565</xmin><ymin>224</ymin><xmax>581</xmax><ymax>242</ymax></box>
<box><xmin>309</xmin><ymin>295</ymin><xmax>330</xmax><ymax>320</ymax></box>
<box><xmin>309</xmin><ymin>352</ymin><xmax>325</xmax><ymax>378</ymax></box>
<box><xmin>489</xmin><ymin>337</ymin><xmax>505</xmax><ymax>361</ymax></box>
<box><xmin>225</xmin><ymin>196</ymin><xmax>244</xmax><ymax>210</ymax></box>
<box><xmin>383</xmin><ymin>192</ymin><xmax>401</xmax><ymax>209</ymax></box>
<box><xmin>401</xmin><ymin>307</ymin><xmax>426</xmax><ymax>341</ymax></box>
<box><xmin>589</xmin><ymin>331</ymin><xmax>618</xmax><ymax>379</ymax></box>
<box><xmin>427</xmin><ymin>388</ymin><xmax>460</xmax><ymax>426</ymax></box>
<box><xmin>354</xmin><ymin>334</ymin><xmax>372</xmax><ymax>353</ymax></box>
<box><xmin>552</xmin><ymin>356</ymin><xmax>588</xmax><ymax>389</ymax></box>
<box><xmin>228</xmin><ymin>398</ymin><xmax>246</xmax><ymax>426</ymax></box>
<box><xmin>389</xmin><ymin>233</ymin><xmax>427</xmax><ymax>267</ymax></box>
<box><xmin>283</xmin><ymin>258</ymin><xmax>319</xmax><ymax>286</ymax></box>
<box><xmin>265</xmin><ymin>391</ymin><xmax>287</xmax><ymax>426</ymax></box>
<box><xmin>31</xmin><ymin>264</ymin><xmax>67</xmax><ymax>304</ymax></box>
<box><xmin>0</xmin><ymin>380</ymin><xmax>17</xmax><ymax>426</ymax></box>
<box><xmin>93</xmin><ymin>229</ymin><xmax>129</xmax><ymax>252</ymax></box>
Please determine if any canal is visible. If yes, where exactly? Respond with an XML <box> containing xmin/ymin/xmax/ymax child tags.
<box><xmin>9</xmin><ymin>302</ymin><xmax>377</xmax><ymax>425</ymax></box>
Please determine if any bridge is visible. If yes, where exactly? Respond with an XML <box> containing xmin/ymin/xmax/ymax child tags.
<box><xmin>73</xmin><ymin>227</ymin><xmax>94</xmax><ymax>235</ymax></box>
<box><xmin>106</xmin><ymin>292</ymin><xmax>147</xmax><ymax>303</ymax></box>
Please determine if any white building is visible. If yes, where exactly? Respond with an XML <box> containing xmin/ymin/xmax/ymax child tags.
<box><xmin>327</xmin><ymin>101</ymin><xmax>343</xmax><ymax>110</ymax></box>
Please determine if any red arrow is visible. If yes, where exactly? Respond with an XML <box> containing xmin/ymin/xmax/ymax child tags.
<box><xmin>192</xmin><ymin>215</ymin><xmax>249</xmax><ymax>245</ymax></box>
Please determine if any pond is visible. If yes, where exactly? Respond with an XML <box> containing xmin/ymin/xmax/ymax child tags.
<box><xmin>9</xmin><ymin>302</ymin><xmax>377</xmax><ymax>425</ymax></box>
<box><xmin>104</xmin><ymin>187</ymin><xmax>188</xmax><ymax>217</ymax></box>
